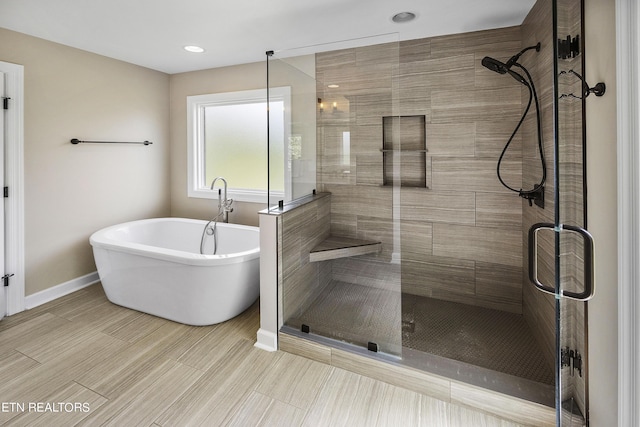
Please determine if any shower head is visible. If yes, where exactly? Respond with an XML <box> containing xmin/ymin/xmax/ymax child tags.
<box><xmin>481</xmin><ymin>56</ymin><xmax>508</xmax><ymax>74</ymax></box>
<box><xmin>482</xmin><ymin>43</ymin><xmax>540</xmax><ymax>87</ymax></box>
<box><xmin>481</xmin><ymin>56</ymin><xmax>530</xmax><ymax>87</ymax></box>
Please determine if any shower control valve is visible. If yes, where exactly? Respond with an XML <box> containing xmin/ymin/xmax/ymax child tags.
<box><xmin>519</xmin><ymin>185</ymin><xmax>545</xmax><ymax>209</ymax></box>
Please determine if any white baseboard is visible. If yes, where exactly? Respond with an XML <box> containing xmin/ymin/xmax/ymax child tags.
<box><xmin>25</xmin><ymin>271</ymin><xmax>100</xmax><ymax>310</ymax></box>
<box><xmin>254</xmin><ymin>328</ymin><xmax>278</xmax><ymax>352</ymax></box>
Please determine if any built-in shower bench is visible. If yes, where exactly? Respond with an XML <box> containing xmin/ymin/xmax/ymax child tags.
<box><xmin>309</xmin><ymin>235</ymin><xmax>381</xmax><ymax>262</ymax></box>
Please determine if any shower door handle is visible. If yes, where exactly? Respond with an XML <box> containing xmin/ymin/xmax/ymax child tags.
<box><xmin>528</xmin><ymin>223</ymin><xmax>556</xmax><ymax>295</ymax></box>
<box><xmin>528</xmin><ymin>223</ymin><xmax>595</xmax><ymax>301</ymax></box>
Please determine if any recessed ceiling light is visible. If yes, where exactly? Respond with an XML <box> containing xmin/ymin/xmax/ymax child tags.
<box><xmin>392</xmin><ymin>12</ymin><xmax>416</xmax><ymax>23</ymax></box>
<box><xmin>328</xmin><ymin>84</ymin><xmax>340</xmax><ymax>88</ymax></box>
<box><xmin>184</xmin><ymin>45</ymin><xmax>205</xmax><ymax>53</ymax></box>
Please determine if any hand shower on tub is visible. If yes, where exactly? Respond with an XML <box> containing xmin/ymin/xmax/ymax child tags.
<box><xmin>200</xmin><ymin>177</ymin><xmax>234</xmax><ymax>255</ymax></box>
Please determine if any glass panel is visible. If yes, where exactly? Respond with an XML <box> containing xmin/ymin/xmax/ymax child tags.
<box><xmin>272</xmin><ymin>35</ymin><xmax>403</xmax><ymax>358</ymax></box>
<box><xmin>554</xmin><ymin>0</ymin><xmax>588</xmax><ymax>424</ymax></box>
<box><xmin>395</xmin><ymin>11</ymin><xmax>558</xmax><ymax>404</ymax></box>
<box><xmin>267</xmin><ymin>55</ymin><xmax>317</xmax><ymax>207</ymax></box>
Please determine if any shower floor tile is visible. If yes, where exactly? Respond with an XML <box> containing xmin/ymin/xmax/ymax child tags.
<box><xmin>290</xmin><ymin>281</ymin><xmax>402</xmax><ymax>355</ymax></box>
<box><xmin>402</xmin><ymin>293</ymin><xmax>554</xmax><ymax>385</ymax></box>
<box><xmin>291</xmin><ymin>281</ymin><xmax>554</xmax><ymax>385</ymax></box>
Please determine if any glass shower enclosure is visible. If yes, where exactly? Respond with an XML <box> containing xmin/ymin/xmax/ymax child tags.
<box><xmin>267</xmin><ymin>0</ymin><xmax>594</xmax><ymax>423</ymax></box>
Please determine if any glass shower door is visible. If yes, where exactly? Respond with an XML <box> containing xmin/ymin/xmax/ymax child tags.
<box><xmin>529</xmin><ymin>0</ymin><xmax>594</xmax><ymax>424</ymax></box>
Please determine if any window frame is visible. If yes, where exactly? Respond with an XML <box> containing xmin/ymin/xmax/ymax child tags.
<box><xmin>186</xmin><ymin>87</ymin><xmax>291</xmax><ymax>203</ymax></box>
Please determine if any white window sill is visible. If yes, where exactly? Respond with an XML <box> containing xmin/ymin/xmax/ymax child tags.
<box><xmin>188</xmin><ymin>188</ymin><xmax>284</xmax><ymax>204</ymax></box>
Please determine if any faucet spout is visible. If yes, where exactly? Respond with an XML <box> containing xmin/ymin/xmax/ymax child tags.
<box><xmin>211</xmin><ymin>176</ymin><xmax>227</xmax><ymax>206</ymax></box>
<box><xmin>210</xmin><ymin>177</ymin><xmax>233</xmax><ymax>223</ymax></box>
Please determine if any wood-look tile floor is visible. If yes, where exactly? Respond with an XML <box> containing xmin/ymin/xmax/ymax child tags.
<box><xmin>0</xmin><ymin>284</ymin><xmax>529</xmax><ymax>426</ymax></box>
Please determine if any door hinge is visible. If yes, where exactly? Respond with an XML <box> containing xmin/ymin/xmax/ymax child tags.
<box><xmin>2</xmin><ymin>273</ymin><xmax>14</xmax><ymax>287</ymax></box>
<box><xmin>561</xmin><ymin>346</ymin><xmax>583</xmax><ymax>377</ymax></box>
<box><xmin>2</xmin><ymin>97</ymin><xmax>10</xmax><ymax>110</ymax></box>
<box><xmin>557</xmin><ymin>34</ymin><xmax>580</xmax><ymax>59</ymax></box>
<box><xmin>3</xmin><ymin>187</ymin><xmax>8</xmax><ymax>198</ymax></box>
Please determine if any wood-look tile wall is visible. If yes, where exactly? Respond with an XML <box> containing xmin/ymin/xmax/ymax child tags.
<box><xmin>279</xmin><ymin>195</ymin><xmax>332</xmax><ymax>326</ymax></box>
<box><xmin>521</xmin><ymin>0</ymin><xmax>557</xmax><ymax>373</ymax></box>
<box><xmin>316</xmin><ymin>26</ymin><xmax>527</xmax><ymax>314</ymax></box>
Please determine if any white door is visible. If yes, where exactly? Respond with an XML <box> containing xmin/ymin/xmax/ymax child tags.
<box><xmin>0</xmin><ymin>71</ymin><xmax>5</xmax><ymax>320</ymax></box>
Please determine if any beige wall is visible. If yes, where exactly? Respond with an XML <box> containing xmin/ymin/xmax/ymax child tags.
<box><xmin>168</xmin><ymin>56</ymin><xmax>317</xmax><ymax>226</ymax></box>
<box><xmin>0</xmin><ymin>28</ymin><xmax>170</xmax><ymax>295</ymax></box>
<box><xmin>169</xmin><ymin>63</ymin><xmax>267</xmax><ymax>226</ymax></box>
<box><xmin>584</xmin><ymin>0</ymin><xmax>618</xmax><ymax>425</ymax></box>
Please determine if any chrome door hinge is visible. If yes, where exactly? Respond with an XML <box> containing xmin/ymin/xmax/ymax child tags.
<box><xmin>2</xmin><ymin>273</ymin><xmax>14</xmax><ymax>287</ymax></box>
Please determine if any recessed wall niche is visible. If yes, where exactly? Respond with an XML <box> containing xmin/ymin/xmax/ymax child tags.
<box><xmin>382</xmin><ymin>115</ymin><xmax>427</xmax><ymax>187</ymax></box>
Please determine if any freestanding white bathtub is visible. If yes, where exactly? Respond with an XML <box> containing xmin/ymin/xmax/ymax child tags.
<box><xmin>90</xmin><ymin>217</ymin><xmax>260</xmax><ymax>326</ymax></box>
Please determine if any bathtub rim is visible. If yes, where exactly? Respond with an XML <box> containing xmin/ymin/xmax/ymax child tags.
<box><xmin>90</xmin><ymin>217</ymin><xmax>259</xmax><ymax>267</ymax></box>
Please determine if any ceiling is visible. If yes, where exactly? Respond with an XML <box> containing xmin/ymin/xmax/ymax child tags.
<box><xmin>0</xmin><ymin>0</ymin><xmax>536</xmax><ymax>74</ymax></box>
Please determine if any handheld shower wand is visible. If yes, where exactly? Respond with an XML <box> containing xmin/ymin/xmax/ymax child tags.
<box><xmin>481</xmin><ymin>43</ymin><xmax>546</xmax><ymax>207</ymax></box>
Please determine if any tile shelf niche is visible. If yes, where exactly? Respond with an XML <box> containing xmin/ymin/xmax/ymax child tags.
<box><xmin>309</xmin><ymin>235</ymin><xmax>381</xmax><ymax>262</ymax></box>
<box><xmin>382</xmin><ymin>115</ymin><xmax>427</xmax><ymax>188</ymax></box>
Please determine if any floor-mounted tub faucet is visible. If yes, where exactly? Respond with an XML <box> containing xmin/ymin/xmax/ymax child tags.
<box><xmin>211</xmin><ymin>177</ymin><xmax>233</xmax><ymax>223</ymax></box>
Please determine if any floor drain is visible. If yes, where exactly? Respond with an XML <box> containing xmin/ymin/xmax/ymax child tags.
<box><xmin>402</xmin><ymin>320</ymin><xmax>415</xmax><ymax>333</ymax></box>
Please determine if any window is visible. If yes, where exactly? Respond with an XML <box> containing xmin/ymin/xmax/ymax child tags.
<box><xmin>187</xmin><ymin>87</ymin><xmax>291</xmax><ymax>202</ymax></box>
